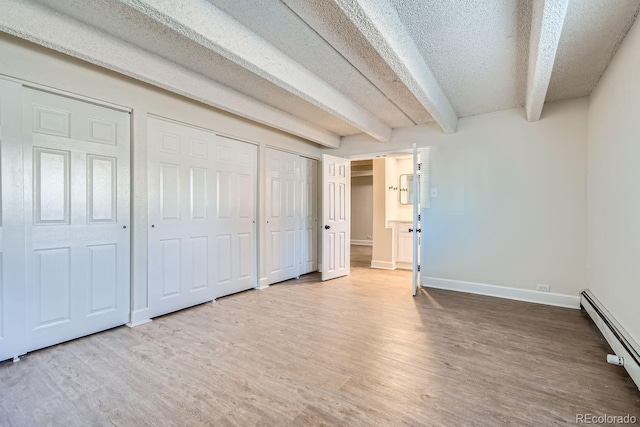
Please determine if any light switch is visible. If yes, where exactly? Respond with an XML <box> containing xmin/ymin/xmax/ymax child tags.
<box><xmin>430</xmin><ymin>188</ymin><xmax>438</xmax><ymax>198</ymax></box>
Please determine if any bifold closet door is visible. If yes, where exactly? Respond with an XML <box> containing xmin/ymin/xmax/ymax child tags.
<box><xmin>265</xmin><ymin>148</ymin><xmax>300</xmax><ymax>284</ymax></box>
<box><xmin>22</xmin><ymin>88</ymin><xmax>131</xmax><ymax>353</ymax></box>
<box><xmin>212</xmin><ymin>136</ymin><xmax>257</xmax><ymax>298</ymax></box>
<box><xmin>148</xmin><ymin>118</ymin><xmax>217</xmax><ymax>317</ymax></box>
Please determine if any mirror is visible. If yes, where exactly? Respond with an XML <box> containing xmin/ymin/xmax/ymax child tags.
<box><xmin>399</xmin><ymin>174</ymin><xmax>417</xmax><ymax>205</ymax></box>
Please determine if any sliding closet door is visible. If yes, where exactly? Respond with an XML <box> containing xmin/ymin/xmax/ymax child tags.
<box><xmin>22</xmin><ymin>88</ymin><xmax>130</xmax><ymax>353</ymax></box>
<box><xmin>299</xmin><ymin>158</ymin><xmax>318</xmax><ymax>275</ymax></box>
<box><xmin>265</xmin><ymin>148</ymin><xmax>300</xmax><ymax>284</ymax></box>
<box><xmin>213</xmin><ymin>136</ymin><xmax>257</xmax><ymax>297</ymax></box>
<box><xmin>148</xmin><ymin>118</ymin><xmax>217</xmax><ymax>317</ymax></box>
<box><xmin>0</xmin><ymin>79</ymin><xmax>25</xmax><ymax>362</ymax></box>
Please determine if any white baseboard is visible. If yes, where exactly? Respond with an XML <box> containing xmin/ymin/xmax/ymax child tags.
<box><xmin>371</xmin><ymin>260</ymin><xmax>396</xmax><ymax>270</ymax></box>
<box><xmin>581</xmin><ymin>290</ymin><xmax>640</xmax><ymax>390</ymax></box>
<box><xmin>395</xmin><ymin>261</ymin><xmax>411</xmax><ymax>270</ymax></box>
<box><xmin>422</xmin><ymin>276</ymin><xmax>580</xmax><ymax>309</ymax></box>
<box><xmin>351</xmin><ymin>239</ymin><xmax>373</xmax><ymax>246</ymax></box>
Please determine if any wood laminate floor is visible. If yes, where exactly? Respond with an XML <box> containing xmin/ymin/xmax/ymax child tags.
<box><xmin>1</xmin><ymin>246</ymin><xmax>638</xmax><ymax>426</ymax></box>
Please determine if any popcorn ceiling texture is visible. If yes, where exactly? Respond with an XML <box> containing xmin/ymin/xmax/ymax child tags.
<box><xmin>328</xmin><ymin>0</ymin><xmax>458</xmax><ymax>134</ymax></box>
<box><xmin>526</xmin><ymin>0</ymin><xmax>569</xmax><ymax>122</ymax></box>
<box><xmin>392</xmin><ymin>0</ymin><xmax>533</xmax><ymax>118</ymax></box>
<box><xmin>546</xmin><ymin>0</ymin><xmax>640</xmax><ymax>102</ymax></box>
<box><xmin>32</xmin><ymin>0</ymin><xmax>374</xmax><ymax>137</ymax></box>
<box><xmin>0</xmin><ymin>0</ymin><xmax>340</xmax><ymax>147</ymax></box>
<box><xmin>211</xmin><ymin>0</ymin><xmax>417</xmax><ymax>129</ymax></box>
<box><xmin>2</xmin><ymin>0</ymin><xmax>638</xmax><ymax>142</ymax></box>
<box><xmin>282</xmin><ymin>0</ymin><xmax>436</xmax><ymax>126</ymax></box>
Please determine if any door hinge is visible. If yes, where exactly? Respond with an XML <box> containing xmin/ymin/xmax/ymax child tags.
<box><xmin>417</xmin><ymin>265</ymin><xmax>421</xmax><ymax>272</ymax></box>
<box><xmin>418</xmin><ymin>163</ymin><xmax>422</xmax><ymax>171</ymax></box>
<box><xmin>418</xmin><ymin>214</ymin><xmax>421</xmax><ymax>221</ymax></box>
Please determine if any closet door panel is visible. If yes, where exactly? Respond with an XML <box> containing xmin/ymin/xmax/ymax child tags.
<box><xmin>149</xmin><ymin>119</ymin><xmax>257</xmax><ymax>308</ymax></box>
<box><xmin>212</xmin><ymin>136</ymin><xmax>257</xmax><ymax>298</ymax></box>
<box><xmin>22</xmin><ymin>88</ymin><xmax>130</xmax><ymax>353</ymax></box>
<box><xmin>148</xmin><ymin>118</ymin><xmax>216</xmax><ymax>317</ymax></box>
<box><xmin>265</xmin><ymin>148</ymin><xmax>316</xmax><ymax>285</ymax></box>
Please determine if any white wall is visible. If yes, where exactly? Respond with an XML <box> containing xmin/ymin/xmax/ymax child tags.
<box><xmin>351</xmin><ymin>176</ymin><xmax>373</xmax><ymax>242</ymax></box>
<box><xmin>329</xmin><ymin>97</ymin><xmax>589</xmax><ymax>304</ymax></box>
<box><xmin>587</xmin><ymin>17</ymin><xmax>640</xmax><ymax>344</ymax></box>
<box><xmin>0</xmin><ymin>34</ymin><xmax>322</xmax><ymax>324</ymax></box>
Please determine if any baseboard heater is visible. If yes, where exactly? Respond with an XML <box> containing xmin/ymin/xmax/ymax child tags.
<box><xmin>580</xmin><ymin>290</ymin><xmax>640</xmax><ymax>390</ymax></box>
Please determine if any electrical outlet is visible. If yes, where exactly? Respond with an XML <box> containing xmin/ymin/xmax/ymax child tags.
<box><xmin>536</xmin><ymin>284</ymin><xmax>550</xmax><ymax>292</ymax></box>
<box><xmin>367</xmin><ymin>235</ymin><xmax>372</xmax><ymax>240</ymax></box>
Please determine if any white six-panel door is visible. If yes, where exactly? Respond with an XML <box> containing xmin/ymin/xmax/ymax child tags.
<box><xmin>321</xmin><ymin>154</ymin><xmax>350</xmax><ymax>281</ymax></box>
<box><xmin>265</xmin><ymin>148</ymin><xmax>300</xmax><ymax>284</ymax></box>
<box><xmin>148</xmin><ymin>118</ymin><xmax>216</xmax><ymax>317</ymax></box>
<box><xmin>212</xmin><ymin>136</ymin><xmax>257</xmax><ymax>297</ymax></box>
<box><xmin>148</xmin><ymin>118</ymin><xmax>257</xmax><ymax>317</ymax></box>
<box><xmin>22</xmin><ymin>88</ymin><xmax>131</xmax><ymax>353</ymax></box>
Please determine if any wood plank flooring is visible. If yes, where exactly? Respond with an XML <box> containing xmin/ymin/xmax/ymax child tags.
<box><xmin>1</xmin><ymin>246</ymin><xmax>638</xmax><ymax>426</ymax></box>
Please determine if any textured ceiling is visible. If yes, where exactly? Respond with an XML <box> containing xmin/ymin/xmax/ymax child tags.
<box><xmin>6</xmin><ymin>0</ymin><xmax>640</xmax><ymax>144</ymax></box>
<box><xmin>33</xmin><ymin>0</ymin><xmax>365</xmax><ymax>136</ymax></box>
<box><xmin>392</xmin><ymin>0</ymin><xmax>532</xmax><ymax>117</ymax></box>
<box><xmin>209</xmin><ymin>0</ymin><xmax>418</xmax><ymax>129</ymax></box>
<box><xmin>546</xmin><ymin>0</ymin><xmax>640</xmax><ymax>102</ymax></box>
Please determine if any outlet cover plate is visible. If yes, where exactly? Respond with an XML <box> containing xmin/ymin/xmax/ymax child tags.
<box><xmin>536</xmin><ymin>284</ymin><xmax>550</xmax><ymax>292</ymax></box>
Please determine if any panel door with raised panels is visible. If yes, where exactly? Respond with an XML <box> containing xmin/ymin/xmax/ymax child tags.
<box><xmin>213</xmin><ymin>136</ymin><xmax>257</xmax><ymax>297</ymax></box>
<box><xmin>265</xmin><ymin>148</ymin><xmax>300</xmax><ymax>285</ymax></box>
<box><xmin>299</xmin><ymin>158</ymin><xmax>318</xmax><ymax>275</ymax></box>
<box><xmin>322</xmin><ymin>154</ymin><xmax>350</xmax><ymax>281</ymax></box>
<box><xmin>22</xmin><ymin>88</ymin><xmax>130</xmax><ymax>353</ymax></box>
<box><xmin>148</xmin><ymin>118</ymin><xmax>217</xmax><ymax>318</ymax></box>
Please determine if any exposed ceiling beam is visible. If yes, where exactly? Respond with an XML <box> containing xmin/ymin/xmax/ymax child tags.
<box><xmin>118</xmin><ymin>0</ymin><xmax>392</xmax><ymax>142</ymax></box>
<box><xmin>287</xmin><ymin>0</ymin><xmax>458</xmax><ymax>134</ymax></box>
<box><xmin>0</xmin><ymin>0</ymin><xmax>341</xmax><ymax>148</ymax></box>
<box><xmin>526</xmin><ymin>0</ymin><xmax>569</xmax><ymax>122</ymax></box>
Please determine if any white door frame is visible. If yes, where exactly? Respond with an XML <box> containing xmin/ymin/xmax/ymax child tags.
<box><xmin>343</xmin><ymin>148</ymin><xmax>421</xmax><ymax>292</ymax></box>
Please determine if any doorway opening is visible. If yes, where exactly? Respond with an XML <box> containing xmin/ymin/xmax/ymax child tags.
<box><xmin>349</xmin><ymin>153</ymin><xmax>417</xmax><ymax>274</ymax></box>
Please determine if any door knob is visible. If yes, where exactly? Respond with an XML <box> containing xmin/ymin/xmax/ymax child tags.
<box><xmin>324</xmin><ymin>225</ymin><xmax>331</xmax><ymax>230</ymax></box>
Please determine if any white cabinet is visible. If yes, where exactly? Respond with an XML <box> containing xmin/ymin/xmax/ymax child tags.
<box><xmin>389</xmin><ymin>221</ymin><xmax>415</xmax><ymax>270</ymax></box>
<box><xmin>397</xmin><ymin>226</ymin><xmax>414</xmax><ymax>265</ymax></box>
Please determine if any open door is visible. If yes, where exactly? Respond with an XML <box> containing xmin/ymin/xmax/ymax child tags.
<box><xmin>412</xmin><ymin>144</ymin><xmax>420</xmax><ymax>296</ymax></box>
<box><xmin>321</xmin><ymin>154</ymin><xmax>350</xmax><ymax>281</ymax></box>
<box><xmin>414</xmin><ymin>146</ymin><xmax>431</xmax><ymax>296</ymax></box>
